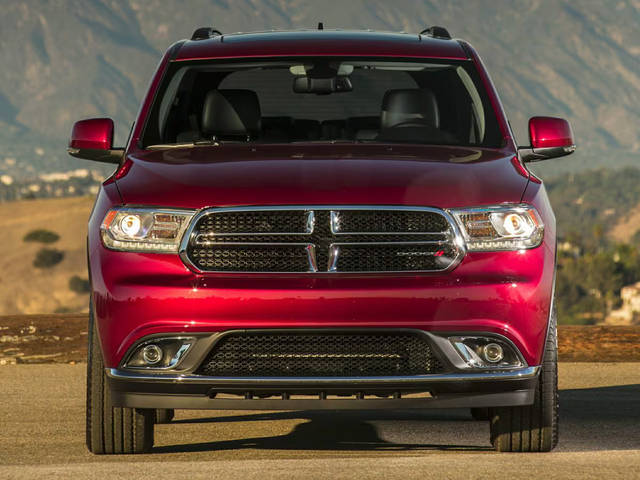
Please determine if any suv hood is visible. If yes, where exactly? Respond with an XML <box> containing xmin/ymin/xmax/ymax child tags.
<box><xmin>114</xmin><ymin>144</ymin><xmax>528</xmax><ymax>209</ymax></box>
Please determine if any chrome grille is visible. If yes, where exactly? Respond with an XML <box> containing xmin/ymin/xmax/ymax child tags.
<box><xmin>182</xmin><ymin>207</ymin><xmax>463</xmax><ymax>273</ymax></box>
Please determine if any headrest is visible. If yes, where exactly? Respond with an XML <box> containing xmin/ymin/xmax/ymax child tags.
<box><xmin>380</xmin><ymin>89</ymin><xmax>439</xmax><ymax>129</ymax></box>
<box><xmin>201</xmin><ymin>89</ymin><xmax>261</xmax><ymax>137</ymax></box>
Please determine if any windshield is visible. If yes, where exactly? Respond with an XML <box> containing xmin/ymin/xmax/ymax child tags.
<box><xmin>141</xmin><ymin>58</ymin><xmax>503</xmax><ymax>148</ymax></box>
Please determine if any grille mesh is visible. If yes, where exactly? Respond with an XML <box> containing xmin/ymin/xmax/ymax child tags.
<box><xmin>336</xmin><ymin>243</ymin><xmax>457</xmax><ymax>272</ymax></box>
<box><xmin>185</xmin><ymin>208</ymin><xmax>459</xmax><ymax>273</ymax></box>
<box><xmin>198</xmin><ymin>210</ymin><xmax>310</xmax><ymax>235</ymax></box>
<box><xmin>333</xmin><ymin>210</ymin><xmax>448</xmax><ymax>234</ymax></box>
<box><xmin>190</xmin><ymin>245</ymin><xmax>310</xmax><ymax>272</ymax></box>
<box><xmin>196</xmin><ymin>332</ymin><xmax>444</xmax><ymax>377</ymax></box>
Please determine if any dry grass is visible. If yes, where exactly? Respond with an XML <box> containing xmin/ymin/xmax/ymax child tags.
<box><xmin>609</xmin><ymin>202</ymin><xmax>640</xmax><ymax>242</ymax></box>
<box><xmin>0</xmin><ymin>196</ymin><xmax>94</xmax><ymax>315</ymax></box>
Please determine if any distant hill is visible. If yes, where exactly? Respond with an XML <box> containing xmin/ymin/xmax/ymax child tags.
<box><xmin>0</xmin><ymin>0</ymin><xmax>638</xmax><ymax>180</ymax></box>
<box><xmin>0</xmin><ymin>196</ymin><xmax>93</xmax><ymax>315</ymax></box>
<box><xmin>546</xmin><ymin>166</ymin><xmax>640</xmax><ymax>244</ymax></box>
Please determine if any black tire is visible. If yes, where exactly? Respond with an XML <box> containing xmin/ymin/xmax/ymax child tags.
<box><xmin>470</xmin><ymin>407</ymin><xmax>490</xmax><ymax>421</ymax></box>
<box><xmin>86</xmin><ymin>306</ymin><xmax>154</xmax><ymax>454</ymax></box>
<box><xmin>490</xmin><ymin>307</ymin><xmax>559</xmax><ymax>452</ymax></box>
<box><xmin>155</xmin><ymin>409</ymin><xmax>175</xmax><ymax>424</ymax></box>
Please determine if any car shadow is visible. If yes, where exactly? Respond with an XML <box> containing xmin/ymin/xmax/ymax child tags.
<box><xmin>154</xmin><ymin>384</ymin><xmax>640</xmax><ymax>453</ymax></box>
<box><xmin>155</xmin><ymin>412</ymin><xmax>489</xmax><ymax>453</ymax></box>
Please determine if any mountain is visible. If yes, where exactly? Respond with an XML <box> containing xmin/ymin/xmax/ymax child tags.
<box><xmin>0</xmin><ymin>0</ymin><xmax>638</xmax><ymax>180</ymax></box>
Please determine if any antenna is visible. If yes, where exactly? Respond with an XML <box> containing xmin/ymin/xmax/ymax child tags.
<box><xmin>317</xmin><ymin>22</ymin><xmax>324</xmax><ymax>30</ymax></box>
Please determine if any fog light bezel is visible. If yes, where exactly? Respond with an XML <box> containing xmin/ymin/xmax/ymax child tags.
<box><xmin>448</xmin><ymin>335</ymin><xmax>525</xmax><ymax>370</ymax></box>
<box><xmin>122</xmin><ymin>336</ymin><xmax>196</xmax><ymax>370</ymax></box>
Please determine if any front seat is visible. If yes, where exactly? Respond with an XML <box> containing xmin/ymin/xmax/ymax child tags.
<box><xmin>177</xmin><ymin>89</ymin><xmax>261</xmax><ymax>142</ymax></box>
<box><xmin>201</xmin><ymin>89</ymin><xmax>262</xmax><ymax>140</ymax></box>
<box><xmin>377</xmin><ymin>88</ymin><xmax>456</xmax><ymax>143</ymax></box>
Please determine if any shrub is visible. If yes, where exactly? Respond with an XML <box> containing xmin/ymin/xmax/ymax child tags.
<box><xmin>54</xmin><ymin>306</ymin><xmax>75</xmax><ymax>314</ymax></box>
<box><xmin>69</xmin><ymin>275</ymin><xmax>90</xmax><ymax>294</ymax></box>
<box><xmin>24</xmin><ymin>229</ymin><xmax>60</xmax><ymax>244</ymax></box>
<box><xmin>33</xmin><ymin>248</ymin><xmax>64</xmax><ymax>268</ymax></box>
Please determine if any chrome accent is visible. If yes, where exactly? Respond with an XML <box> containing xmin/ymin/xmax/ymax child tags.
<box><xmin>330</xmin><ymin>211</ymin><xmax>340</xmax><ymax>234</ymax></box>
<box><xmin>106</xmin><ymin>366</ymin><xmax>540</xmax><ymax>384</ymax></box>
<box><xmin>189</xmin><ymin>241</ymin><xmax>313</xmax><ymax>247</ymax></box>
<box><xmin>327</xmin><ymin>244</ymin><xmax>340</xmax><ymax>272</ymax></box>
<box><xmin>171</xmin><ymin>343</ymin><xmax>193</xmax><ymax>366</ymax></box>
<box><xmin>306</xmin><ymin>244</ymin><xmax>318</xmax><ymax>272</ymax></box>
<box><xmin>179</xmin><ymin>205</ymin><xmax>467</xmax><ymax>274</ymax></box>
<box><xmin>331</xmin><ymin>241</ymin><xmax>448</xmax><ymax>246</ymax></box>
<box><xmin>306</xmin><ymin>210</ymin><xmax>315</xmax><ymax>234</ymax></box>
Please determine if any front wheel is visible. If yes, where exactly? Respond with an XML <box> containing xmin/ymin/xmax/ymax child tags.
<box><xmin>489</xmin><ymin>307</ymin><xmax>559</xmax><ymax>452</ymax></box>
<box><xmin>86</xmin><ymin>307</ymin><xmax>154</xmax><ymax>454</ymax></box>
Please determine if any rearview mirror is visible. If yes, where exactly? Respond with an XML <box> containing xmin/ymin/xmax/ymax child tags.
<box><xmin>519</xmin><ymin>116</ymin><xmax>576</xmax><ymax>162</ymax></box>
<box><xmin>292</xmin><ymin>76</ymin><xmax>352</xmax><ymax>94</ymax></box>
<box><xmin>67</xmin><ymin>118</ymin><xmax>124</xmax><ymax>164</ymax></box>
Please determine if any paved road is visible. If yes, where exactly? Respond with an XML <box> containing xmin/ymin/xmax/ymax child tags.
<box><xmin>1</xmin><ymin>363</ymin><xmax>639</xmax><ymax>479</ymax></box>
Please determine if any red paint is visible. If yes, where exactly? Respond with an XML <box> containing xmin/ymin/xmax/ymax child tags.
<box><xmin>116</xmin><ymin>145</ymin><xmax>527</xmax><ymax>209</ymax></box>
<box><xmin>69</xmin><ymin>118</ymin><xmax>114</xmax><ymax>150</ymax></box>
<box><xmin>78</xmin><ymin>30</ymin><xmax>560</xmax><ymax>374</ymax></box>
<box><xmin>511</xmin><ymin>156</ymin><xmax>542</xmax><ymax>184</ymax></box>
<box><xmin>529</xmin><ymin>116</ymin><xmax>575</xmax><ymax>149</ymax></box>
<box><xmin>114</xmin><ymin>157</ymin><xmax>132</xmax><ymax>180</ymax></box>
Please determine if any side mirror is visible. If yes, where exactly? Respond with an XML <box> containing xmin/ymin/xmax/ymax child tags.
<box><xmin>519</xmin><ymin>116</ymin><xmax>576</xmax><ymax>162</ymax></box>
<box><xmin>67</xmin><ymin>118</ymin><xmax>124</xmax><ymax>164</ymax></box>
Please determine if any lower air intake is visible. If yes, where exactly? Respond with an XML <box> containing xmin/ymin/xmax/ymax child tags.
<box><xmin>196</xmin><ymin>331</ymin><xmax>444</xmax><ymax>377</ymax></box>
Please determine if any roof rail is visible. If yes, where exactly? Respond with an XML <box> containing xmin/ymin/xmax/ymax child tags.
<box><xmin>419</xmin><ymin>26</ymin><xmax>451</xmax><ymax>40</ymax></box>
<box><xmin>191</xmin><ymin>27</ymin><xmax>223</xmax><ymax>41</ymax></box>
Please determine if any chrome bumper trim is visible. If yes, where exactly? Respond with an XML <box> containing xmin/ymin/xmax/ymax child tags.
<box><xmin>106</xmin><ymin>366</ymin><xmax>539</xmax><ymax>384</ymax></box>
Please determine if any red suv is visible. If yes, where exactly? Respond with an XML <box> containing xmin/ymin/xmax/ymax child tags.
<box><xmin>69</xmin><ymin>26</ymin><xmax>576</xmax><ymax>454</ymax></box>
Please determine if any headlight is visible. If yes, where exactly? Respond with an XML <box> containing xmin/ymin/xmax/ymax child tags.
<box><xmin>449</xmin><ymin>205</ymin><xmax>543</xmax><ymax>251</ymax></box>
<box><xmin>101</xmin><ymin>208</ymin><xmax>195</xmax><ymax>252</ymax></box>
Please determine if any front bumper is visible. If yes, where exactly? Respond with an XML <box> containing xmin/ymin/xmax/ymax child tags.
<box><xmin>106</xmin><ymin>365</ymin><xmax>539</xmax><ymax>410</ymax></box>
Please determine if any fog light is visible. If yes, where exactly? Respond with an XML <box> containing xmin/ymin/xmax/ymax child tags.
<box><xmin>449</xmin><ymin>336</ymin><xmax>523</xmax><ymax>369</ymax></box>
<box><xmin>142</xmin><ymin>344</ymin><xmax>163</xmax><ymax>365</ymax></box>
<box><xmin>483</xmin><ymin>343</ymin><xmax>504</xmax><ymax>363</ymax></box>
<box><xmin>124</xmin><ymin>337</ymin><xmax>195</xmax><ymax>369</ymax></box>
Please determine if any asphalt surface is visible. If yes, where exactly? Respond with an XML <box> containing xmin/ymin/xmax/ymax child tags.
<box><xmin>1</xmin><ymin>363</ymin><xmax>639</xmax><ymax>479</ymax></box>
